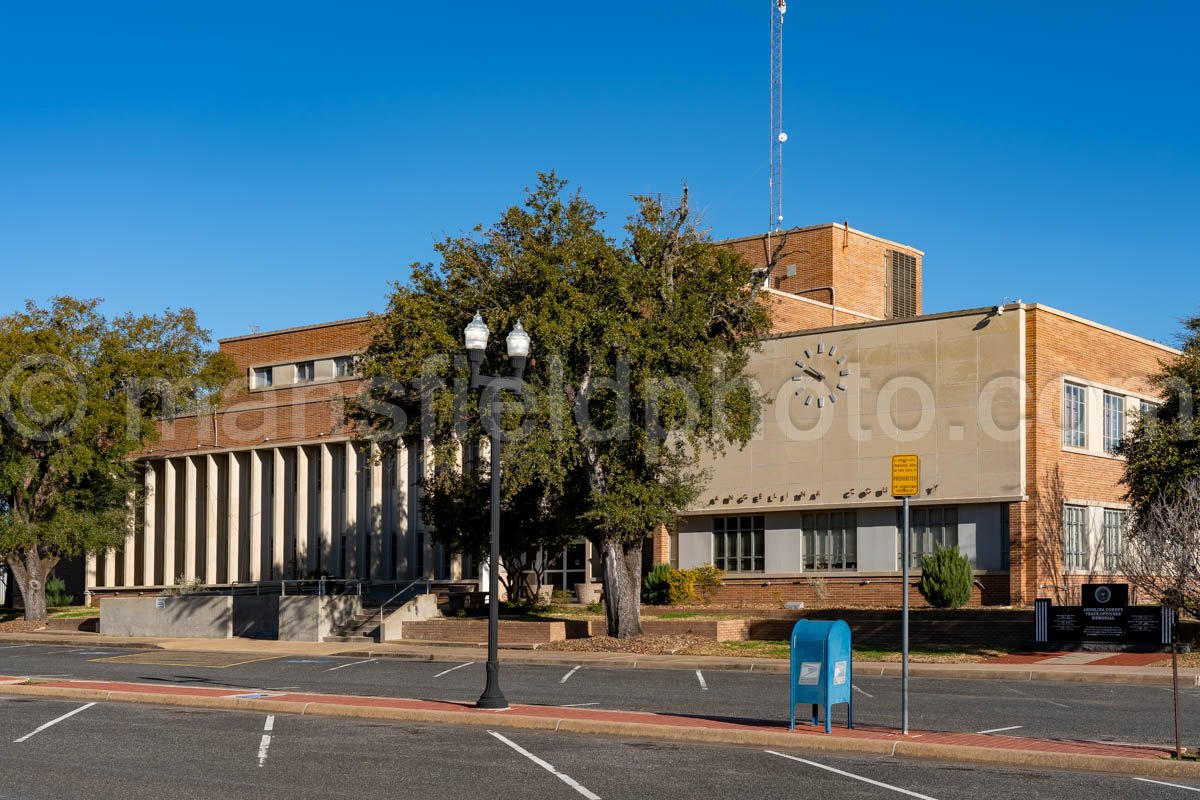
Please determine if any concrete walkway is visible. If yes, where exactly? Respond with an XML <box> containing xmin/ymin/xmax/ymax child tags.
<box><xmin>2</xmin><ymin>629</ymin><xmax>1197</xmax><ymax>686</ymax></box>
<box><xmin>1</xmin><ymin>672</ymin><xmax>1196</xmax><ymax>779</ymax></box>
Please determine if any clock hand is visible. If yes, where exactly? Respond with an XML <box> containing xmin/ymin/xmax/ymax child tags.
<box><xmin>805</xmin><ymin>367</ymin><xmax>826</xmax><ymax>382</ymax></box>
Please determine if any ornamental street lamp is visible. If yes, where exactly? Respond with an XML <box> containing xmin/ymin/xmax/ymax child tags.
<box><xmin>464</xmin><ymin>311</ymin><xmax>530</xmax><ymax>710</ymax></box>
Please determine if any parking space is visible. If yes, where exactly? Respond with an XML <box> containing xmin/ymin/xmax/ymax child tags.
<box><xmin>1</xmin><ymin>644</ymin><xmax>1197</xmax><ymax>748</ymax></box>
<box><xmin>0</xmin><ymin>696</ymin><xmax>1197</xmax><ymax>799</ymax></box>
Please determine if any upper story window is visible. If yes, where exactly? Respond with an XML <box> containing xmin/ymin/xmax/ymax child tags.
<box><xmin>296</xmin><ymin>361</ymin><xmax>315</xmax><ymax>384</ymax></box>
<box><xmin>251</xmin><ymin>366</ymin><xmax>273</xmax><ymax>389</ymax></box>
<box><xmin>335</xmin><ymin>356</ymin><xmax>356</xmax><ymax>378</ymax></box>
<box><xmin>1063</xmin><ymin>383</ymin><xmax>1087</xmax><ymax>448</ymax></box>
<box><xmin>1139</xmin><ymin>399</ymin><xmax>1160</xmax><ymax>420</ymax></box>
<box><xmin>1063</xmin><ymin>504</ymin><xmax>1089</xmax><ymax>571</ymax></box>
<box><xmin>1103</xmin><ymin>392</ymin><xmax>1125</xmax><ymax>454</ymax></box>
<box><xmin>713</xmin><ymin>515</ymin><xmax>764</xmax><ymax>573</ymax></box>
<box><xmin>898</xmin><ymin>506</ymin><xmax>958</xmax><ymax>567</ymax></box>
<box><xmin>804</xmin><ymin>511</ymin><xmax>857</xmax><ymax>571</ymax></box>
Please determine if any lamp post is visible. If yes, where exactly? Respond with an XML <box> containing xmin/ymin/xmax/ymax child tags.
<box><xmin>464</xmin><ymin>311</ymin><xmax>530</xmax><ymax>710</ymax></box>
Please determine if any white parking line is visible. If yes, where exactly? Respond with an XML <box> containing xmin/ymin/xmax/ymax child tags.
<box><xmin>1041</xmin><ymin>699</ymin><xmax>1070</xmax><ymax>709</ymax></box>
<box><xmin>559</xmin><ymin>665</ymin><xmax>582</xmax><ymax>684</ymax></box>
<box><xmin>14</xmin><ymin>702</ymin><xmax>96</xmax><ymax>743</ymax></box>
<box><xmin>976</xmin><ymin>725</ymin><xmax>1023</xmax><ymax>735</ymax></box>
<box><xmin>695</xmin><ymin>670</ymin><xmax>708</xmax><ymax>690</ymax></box>
<box><xmin>489</xmin><ymin>731</ymin><xmax>601</xmax><ymax>799</ymax></box>
<box><xmin>257</xmin><ymin>715</ymin><xmax>274</xmax><ymax>767</ymax></box>
<box><xmin>433</xmin><ymin>661</ymin><xmax>475</xmax><ymax>678</ymax></box>
<box><xmin>1134</xmin><ymin>777</ymin><xmax>1200</xmax><ymax>793</ymax></box>
<box><xmin>852</xmin><ymin>684</ymin><xmax>874</xmax><ymax>699</ymax></box>
<box><xmin>0</xmin><ymin>644</ymin><xmax>33</xmax><ymax>650</ymax></box>
<box><xmin>765</xmin><ymin>751</ymin><xmax>940</xmax><ymax>800</ymax></box>
<box><xmin>326</xmin><ymin>659</ymin><xmax>377</xmax><ymax>672</ymax></box>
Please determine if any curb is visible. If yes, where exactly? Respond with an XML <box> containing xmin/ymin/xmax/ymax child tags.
<box><xmin>1</xmin><ymin>680</ymin><xmax>1196</xmax><ymax>779</ymax></box>
<box><xmin>3</xmin><ymin>635</ymin><xmax>1196</xmax><ymax>687</ymax></box>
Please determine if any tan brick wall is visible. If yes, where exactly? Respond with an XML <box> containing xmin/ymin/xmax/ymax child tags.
<box><xmin>763</xmin><ymin>291</ymin><xmax>877</xmax><ymax>334</ymax></box>
<box><xmin>1012</xmin><ymin>306</ymin><xmax>1175</xmax><ymax>605</ymax></box>
<box><xmin>721</xmin><ymin>224</ymin><xmax>923</xmax><ymax>323</ymax></box>
<box><xmin>708</xmin><ymin>573</ymin><xmax>1010</xmax><ymax>608</ymax></box>
<box><xmin>400</xmin><ymin>619</ymin><xmax>566</xmax><ymax>643</ymax></box>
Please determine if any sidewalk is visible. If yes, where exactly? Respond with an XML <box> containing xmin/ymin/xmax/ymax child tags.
<box><xmin>1</xmin><ymin>672</ymin><xmax>1196</xmax><ymax>779</ymax></box>
<box><xmin>3</xmin><ymin>629</ymin><xmax>1198</xmax><ymax>686</ymax></box>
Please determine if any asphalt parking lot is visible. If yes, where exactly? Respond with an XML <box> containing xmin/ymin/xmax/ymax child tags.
<box><xmin>2</xmin><ymin>695</ymin><xmax>1199</xmax><ymax>800</ymax></box>
<box><xmin>1</xmin><ymin>643</ymin><xmax>1197</xmax><ymax>748</ymax></box>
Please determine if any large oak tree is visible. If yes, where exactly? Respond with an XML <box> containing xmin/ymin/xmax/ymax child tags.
<box><xmin>353</xmin><ymin>174</ymin><xmax>770</xmax><ymax>637</ymax></box>
<box><xmin>0</xmin><ymin>297</ymin><xmax>234</xmax><ymax>619</ymax></box>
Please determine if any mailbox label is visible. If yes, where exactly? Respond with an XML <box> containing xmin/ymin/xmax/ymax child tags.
<box><xmin>833</xmin><ymin>660</ymin><xmax>847</xmax><ymax>685</ymax></box>
<box><xmin>798</xmin><ymin>662</ymin><xmax>821</xmax><ymax>685</ymax></box>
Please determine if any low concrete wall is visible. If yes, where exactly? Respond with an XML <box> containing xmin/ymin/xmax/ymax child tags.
<box><xmin>232</xmin><ymin>595</ymin><xmax>279</xmax><ymax>639</ymax></box>
<box><xmin>100</xmin><ymin>596</ymin><xmax>233</xmax><ymax>638</ymax></box>
<box><xmin>400</xmin><ymin>619</ymin><xmax>567</xmax><ymax>644</ymax></box>
<box><xmin>380</xmin><ymin>594</ymin><xmax>440</xmax><ymax>642</ymax></box>
<box><xmin>279</xmin><ymin>596</ymin><xmax>361</xmax><ymax>642</ymax></box>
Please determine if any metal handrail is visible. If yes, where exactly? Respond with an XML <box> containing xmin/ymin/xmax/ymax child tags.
<box><xmin>377</xmin><ymin>579</ymin><xmax>432</xmax><ymax>636</ymax></box>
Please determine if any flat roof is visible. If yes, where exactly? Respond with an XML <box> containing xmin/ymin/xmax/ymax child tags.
<box><xmin>218</xmin><ymin>315</ymin><xmax>374</xmax><ymax>344</ymax></box>
<box><xmin>719</xmin><ymin>223</ymin><xmax>925</xmax><ymax>255</ymax></box>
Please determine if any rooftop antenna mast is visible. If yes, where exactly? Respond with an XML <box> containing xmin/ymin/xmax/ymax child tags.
<box><xmin>769</xmin><ymin>0</ymin><xmax>787</xmax><ymax>235</ymax></box>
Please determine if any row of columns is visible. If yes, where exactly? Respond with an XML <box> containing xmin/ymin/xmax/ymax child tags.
<box><xmin>87</xmin><ymin>440</ymin><xmax>447</xmax><ymax>589</ymax></box>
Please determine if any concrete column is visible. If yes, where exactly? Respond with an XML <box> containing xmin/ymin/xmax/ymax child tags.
<box><xmin>272</xmin><ymin>448</ymin><xmax>286</xmax><ymax>580</ymax></box>
<box><xmin>205</xmin><ymin>454</ymin><xmax>219</xmax><ymax>585</ymax></box>
<box><xmin>295</xmin><ymin>446</ymin><xmax>310</xmax><ymax>578</ymax></box>
<box><xmin>370</xmin><ymin>441</ymin><xmax>385</xmax><ymax>581</ymax></box>
<box><xmin>85</xmin><ymin>553</ymin><xmax>97</xmax><ymax>598</ymax></box>
<box><xmin>227</xmin><ymin>452</ymin><xmax>241</xmax><ymax>583</ymax></box>
<box><xmin>344</xmin><ymin>442</ymin><xmax>358</xmax><ymax>578</ymax></box>
<box><xmin>122</xmin><ymin>487</ymin><xmax>136</xmax><ymax>587</ymax></box>
<box><xmin>162</xmin><ymin>458</ymin><xmax>177</xmax><ymax>585</ymax></box>
<box><xmin>393</xmin><ymin>441</ymin><xmax>409</xmax><ymax>579</ymax></box>
<box><xmin>249</xmin><ymin>450</ymin><xmax>263</xmax><ymax>582</ymax></box>
<box><xmin>142</xmin><ymin>462</ymin><xmax>157</xmax><ymax>586</ymax></box>
<box><xmin>104</xmin><ymin>546</ymin><xmax>117</xmax><ymax>588</ymax></box>
<box><xmin>183</xmin><ymin>456</ymin><xmax>198</xmax><ymax>581</ymax></box>
<box><xmin>319</xmin><ymin>442</ymin><xmax>334</xmax><ymax>576</ymax></box>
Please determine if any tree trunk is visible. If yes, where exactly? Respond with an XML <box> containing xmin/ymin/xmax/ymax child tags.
<box><xmin>6</xmin><ymin>547</ymin><xmax>50</xmax><ymax>622</ymax></box>
<box><xmin>600</xmin><ymin>536</ymin><xmax>643</xmax><ymax>638</ymax></box>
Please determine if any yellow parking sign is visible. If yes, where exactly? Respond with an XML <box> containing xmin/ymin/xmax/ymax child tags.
<box><xmin>891</xmin><ymin>454</ymin><xmax>920</xmax><ymax>498</ymax></box>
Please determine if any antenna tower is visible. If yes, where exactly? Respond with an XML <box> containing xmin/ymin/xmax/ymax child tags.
<box><xmin>769</xmin><ymin>0</ymin><xmax>786</xmax><ymax>234</ymax></box>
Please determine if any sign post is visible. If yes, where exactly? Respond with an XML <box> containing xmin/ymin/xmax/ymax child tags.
<box><xmin>891</xmin><ymin>454</ymin><xmax>920</xmax><ymax>736</ymax></box>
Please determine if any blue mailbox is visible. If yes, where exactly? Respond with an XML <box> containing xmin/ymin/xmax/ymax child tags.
<box><xmin>789</xmin><ymin>619</ymin><xmax>853</xmax><ymax>733</ymax></box>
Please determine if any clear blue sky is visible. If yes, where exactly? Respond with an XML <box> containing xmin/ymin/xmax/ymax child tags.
<box><xmin>2</xmin><ymin>1</ymin><xmax>1196</xmax><ymax>345</ymax></box>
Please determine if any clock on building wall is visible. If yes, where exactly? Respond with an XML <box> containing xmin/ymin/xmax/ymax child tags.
<box><xmin>792</xmin><ymin>340</ymin><xmax>852</xmax><ymax>409</ymax></box>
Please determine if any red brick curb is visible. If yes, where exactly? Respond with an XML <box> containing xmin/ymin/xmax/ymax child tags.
<box><xmin>1</xmin><ymin>674</ymin><xmax>1196</xmax><ymax>778</ymax></box>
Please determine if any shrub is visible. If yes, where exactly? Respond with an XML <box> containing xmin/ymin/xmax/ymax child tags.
<box><xmin>641</xmin><ymin>564</ymin><xmax>672</xmax><ymax>605</ymax></box>
<box><xmin>45</xmin><ymin>577</ymin><xmax>74</xmax><ymax>607</ymax></box>
<box><xmin>585</xmin><ymin>601</ymin><xmax>604</xmax><ymax>615</ymax></box>
<box><xmin>666</xmin><ymin>569</ymin><xmax>696</xmax><ymax>605</ymax></box>
<box><xmin>162</xmin><ymin>576</ymin><xmax>207</xmax><ymax>597</ymax></box>
<box><xmin>918</xmin><ymin>547</ymin><xmax>974</xmax><ymax>609</ymax></box>
<box><xmin>689</xmin><ymin>564</ymin><xmax>724</xmax><ymax>605</ymax></box>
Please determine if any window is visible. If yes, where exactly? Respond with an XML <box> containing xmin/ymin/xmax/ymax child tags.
<box><xmin>334</xmin><ymin>356</ymin><xmax>356</xmax><ymax>378</ymax></box>
<box><xmin>802</xmin><ymin>511</ymin><xmax>857</xmax><ymax>571</ymax></box>
<box><xmin>1063</xmin><ymin>505</ymin><xmax>1089</xmax><ymax>571</ymax></box>
<box><xmin>1103</xmin><ymin>392</ymin><xmax>1125</xmax><ymax>454</ymax></box>
<box><xmin>251</xmin><ymin>367</ymin><xmax>273</xmax><ymax>389</ymax></box>
<box><xmin>1103</xmin><ymin>509</ymin><xmax>1125</xmax><ymax>572</ymax></box>
<box><xmin>1063</xmin><ymin>383</ymin><xmax>1087</xmax><ymax>448</ymax></box>
<box><xmin>898</xmin><ymin>506</ymin><xmax>958</xmax><ymax>567</ymax></box>
<box><xmin>296</xmin><ymin>361</ymin><xmax>315</xmax><ymax>384</ymax></box>
<box><xmin>713</xmin><ymin>515</ymin><xmax>765</xmax><ymax>573</ymax></box>
<box><xmin>890</xmin><ymin>250</ymin><xmax>918</xmax><ymax>319</ymax></box>
<box><xmin>1139</xmin><ymin>399</ymin><xmax>1160</xmax><ymax>420</ymax></box>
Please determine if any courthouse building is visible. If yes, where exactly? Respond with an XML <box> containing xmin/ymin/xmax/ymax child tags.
<box><xmin>83</xmin><ymin>223</ymin><xmax>1175</xmax><ymax>608</ymax></box>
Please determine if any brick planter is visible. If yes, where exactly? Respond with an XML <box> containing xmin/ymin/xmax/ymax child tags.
<box><xmin>399</xmin><ymin>619</ymin><xmax>567</xmax><ymax>644</ymax></box>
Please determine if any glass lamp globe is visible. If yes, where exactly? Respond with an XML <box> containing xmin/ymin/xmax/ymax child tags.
<box><xmin>506</xmin><ymin>320</ymin><xmax>531</xmax><ymax>359</ymax></box>
<box><xmin>464</xmin><ymin>311</ymin><xmax>490</xmax><ymax>352</ymax></box>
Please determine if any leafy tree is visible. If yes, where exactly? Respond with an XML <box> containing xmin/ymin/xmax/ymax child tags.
<box><xmin>918</xmin><ymin>547</ymin><xmax>973</xmax><ymax>609</ymax></box>
<box><xmin>1119</xmin><ymin>315</ymin><xmax>1200</xmax><ymax>519</ymax></box>
<box><xmin>421</xmin><ymin>468</ymin><xmax>579</xmax><ymax>605</ymax></box>
<box><xmin>352</xmin><ymin>174</ymin><xmax>770</xmax><ymax>637</ymax></box>
<box><xmin>0</xmin><ymin>297</ymin><xmax>234</xmax><ymax>619</ymax></box>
